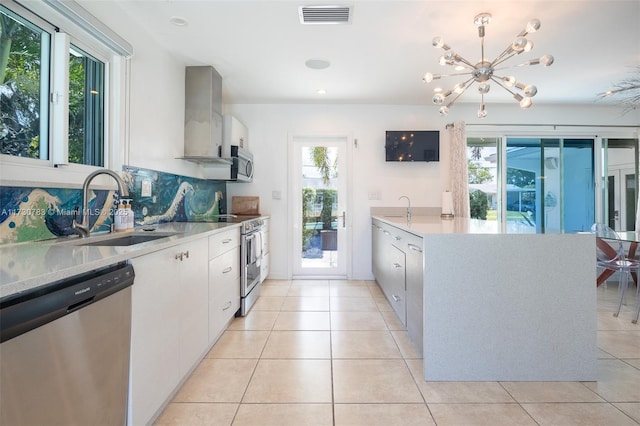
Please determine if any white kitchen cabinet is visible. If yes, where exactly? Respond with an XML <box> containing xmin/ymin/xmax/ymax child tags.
<box><xmin>209</xmin><ymin>227</ymin><xmax>241</xmax><ymax>344</ymax></box>
<box><xmin>177</xmin><ymin>238</ymin><xmax>209</xmax><ymax>377</ymax></box>
<box><xmin>260</xmin><ymin>218</ymin><xmax>270</xmax><ymax>282</ymax></box>
<box><xmin>222</xmin><ymin>115</ymin><xmax>248</xmax><ymax>151</ymax></box>
<box><xmin>129</xmin><ymin>237</ymin><xmax>208</xmax><ymax>426</ymax></box>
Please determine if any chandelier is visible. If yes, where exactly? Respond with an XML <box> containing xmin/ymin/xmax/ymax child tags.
<box><xmin>422</xmin><ymin>13</ymin><xmax>554</xmax><ymax>118</ymax></box>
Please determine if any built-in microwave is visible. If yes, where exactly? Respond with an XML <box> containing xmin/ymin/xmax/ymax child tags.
<box><xmin>231</xmin><ymin>146</ymin><xmax>253</xmax><ymax>182</ymax></box>
<box><xmin>207</xmin><ymin>145</ymin><xmax>253</xmax><ymax>182</ymax></box>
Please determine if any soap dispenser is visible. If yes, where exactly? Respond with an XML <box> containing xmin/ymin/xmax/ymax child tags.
<box><xmin>125</xmin><ymin>199</ymin><xmax>134</xmax><ymax>230</ymax></box>
<box><xmin>114</xmin><ymin>199</ymin><xmax>127</xmax><ymax>232</ymax></box>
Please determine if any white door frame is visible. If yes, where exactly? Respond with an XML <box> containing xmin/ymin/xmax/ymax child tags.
<box><xmin>287</xmin><ymin>133</ymin><xmax>352</xmax><ymax>279</ymax></box>
<box><xmin>608</xmin><ymin>167</ymin><xmax>636</xmax><ymax>231</ymax></box>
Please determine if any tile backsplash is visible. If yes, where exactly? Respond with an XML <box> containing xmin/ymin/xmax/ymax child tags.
<box><xmin>0</xmin><ymin>166</ymin><xmax>226</xmax><ymax>245</ymax></box>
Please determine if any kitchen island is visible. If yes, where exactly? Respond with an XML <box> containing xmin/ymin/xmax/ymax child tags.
<box><xmin>372</xmin><ymin>212</ymin><xmax>597</xmax><ymax>382</ymax></box>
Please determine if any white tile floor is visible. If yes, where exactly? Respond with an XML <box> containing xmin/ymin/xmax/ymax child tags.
<box><xmin>155</xmin><ymin>279</ymin><xmax>640</xmax><ymax>426</ymax></box>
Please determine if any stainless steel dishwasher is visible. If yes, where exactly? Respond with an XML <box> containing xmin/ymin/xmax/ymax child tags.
<box><xmin>0</xmin><ymin>262</ymin><xmax>134</xmax><ymax>426</ymax></box>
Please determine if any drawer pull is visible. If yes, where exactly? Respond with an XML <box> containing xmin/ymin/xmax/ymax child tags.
<box><xmin>383</xmin><ymin>230</ymin><xmax>390</xmax><ymax>236</ymax></box>
<box><xmin>222</xmin><ymin>238</ymin><xmax>233</xmax><ymax>244</ymax></box>
<box><xmin>392</xmin><ymin>294</ymin><xmax>400</xmax><ymax>302</ymax></box>
<box><xmin>395</xmin><ymin>236</ymin><xmax>401</xmax><ymax>241</ymax></box>
<box><xmin>393</xmin><ymin>262</ymin><xmax>402</xmax><ymax>268</ymax></box>
<box><xmin>222</xmin><ymin>266</ymin><xmax>232</xmax><ymax>274</ymax></box>
<box><xmin>408</xmin><ymin>244</ymin><xmax>422</xmax><ymax>253</ymax></box>
<box><xmin>222</xmin><ymin>301</ymin><xmax>232</xmax><ymax>310</ymax></box>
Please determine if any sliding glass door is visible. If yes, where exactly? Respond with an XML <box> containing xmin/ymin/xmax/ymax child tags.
<box><xmin>505</xmin><ymin>138</ymin><xmax>595</xmax><ymax>232</ymax></box>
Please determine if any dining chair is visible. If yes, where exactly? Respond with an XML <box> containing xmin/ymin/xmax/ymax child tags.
<box><xmin>591</xmin><ymin>223</ymin><xmax>640</xmax><ymax>323</ymax></box>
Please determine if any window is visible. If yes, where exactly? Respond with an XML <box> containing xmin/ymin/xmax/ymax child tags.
<box><xmin>0</xmin><ymin>1</ymin><xmax>131</xmax><ymax>180</ymax></box>
<box><xmin>68</xmin><ymin>45</ymin><xmax>105</xmax><ymax>166</ymax></box>
<box><xmin>0</xmin><ymin>6</ymin><xmax>51</xmax><ymax>160</ymax></box>
<box><xmin>468</xmin><ymin>133</ymin><xmax>639</xmax><ymax>233</ymax></box>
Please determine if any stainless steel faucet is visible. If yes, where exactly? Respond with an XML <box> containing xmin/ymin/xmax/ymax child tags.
<box><xmin>398</xmin><ymin>195</ymin><xmax>411</xmax><ymax>221</ymax></box>
<box><xmin>73</xmin><ymin>169</ymin><xmax>130</xmax><ymax>238</ymax></box>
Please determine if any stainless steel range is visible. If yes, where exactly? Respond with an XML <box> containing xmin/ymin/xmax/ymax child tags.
<box><xmin>238</xmin><ymin>217</ymin><xmax>266</xmax><ymax>316</ymax></box>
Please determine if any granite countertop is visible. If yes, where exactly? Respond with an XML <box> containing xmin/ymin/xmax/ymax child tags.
<box><xmin>0</xmin><ymin>221</ymin><xmax>243</xmax><ymax>299</ymax></box>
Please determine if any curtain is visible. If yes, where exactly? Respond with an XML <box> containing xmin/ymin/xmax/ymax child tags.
<box><xmin>448</xmin><ymin>121</ymin><xmax>470</xmax><ymax>218</ymax></box>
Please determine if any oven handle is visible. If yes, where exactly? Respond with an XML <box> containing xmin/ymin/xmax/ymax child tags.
<box><xmin>246</xmin><ymin>234</ymin><xmax>256</xmax><ymax>264</ymax></box>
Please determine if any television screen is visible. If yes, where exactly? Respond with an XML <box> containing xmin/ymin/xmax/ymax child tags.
<box><xmin>385</xmin><ymin>130</ymin><xmax>440</xmax><ymax>162</ymax></box>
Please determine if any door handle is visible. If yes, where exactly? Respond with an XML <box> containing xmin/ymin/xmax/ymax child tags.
<box><xmin>342</xmin><ymin>211</ymin><xmax>346</xmax><ymax>228</ymax></box>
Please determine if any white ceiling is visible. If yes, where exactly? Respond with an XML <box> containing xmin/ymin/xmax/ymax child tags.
<box><xmin>80</xmin><ymin>0</ymin><xmax>640</xmax><ymax>107</ymax></box>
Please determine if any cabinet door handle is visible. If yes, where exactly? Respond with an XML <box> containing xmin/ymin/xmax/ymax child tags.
<box><xmin>408</xmin><ymin>244</ymin><xmax>422</xmax><ymax>253</ymax></box>
<box><xmin>175</xmin><ymin>250</ymin><xmax>190</xmax><ymax>261</ymax></box>
<box><xmin>395</xmin><ymin>236</ymin><xmax>401</xmax><ymax>241</ymax></box>
<box><xmin>222</xmin><ymin>238</ymin><xmax>232</xmax><ymax>244</ymax></box>
<box><xmin>393</xmin><ymin>262</ymin><xmax>402</xmax><ymax>268</ymax></box>
<box><xmin>222</xmin><ymin>266</ymin><xmax>232</xmax><ymax>274</ymax></box>
<box><xmin>392</xmin><ymin>294</ymin><xmax>400</xmax><ymax>302</ymax></box>
<box><xmin>383</xmin><ymin>230</ymin><xmax>390</xmax><ymax>236</ymax></box>
<box><xmin>222</xmin><ymin>301</ymin><xmax>232</xmax><ymax>310</ymax></box>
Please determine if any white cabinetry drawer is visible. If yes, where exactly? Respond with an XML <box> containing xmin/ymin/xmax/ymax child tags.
<box><xmin>209</xmin><ymin>228</ymin><xmax>240</xmax><ymax>259</ymax></box>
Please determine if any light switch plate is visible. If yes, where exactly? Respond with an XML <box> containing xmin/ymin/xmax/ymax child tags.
<box><xmin>272</xmin><ymin>190</ymin><xmax>282</xmax><ymax>200</ymax></box>
<box><xmin>368</xmin><ymin>191</ymin><xmax>380</xmax><ymax>200</ymax></box>
<box><xmin>141</xmin><ymin>180</ymin><xmax>152</xmax><ymax>197</ymax></box>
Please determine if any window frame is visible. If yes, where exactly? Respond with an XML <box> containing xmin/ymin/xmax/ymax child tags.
<box><xmin>0</xmin><ymin>0</ymin><xmax>130</xmax><ymax>186</ymax></box>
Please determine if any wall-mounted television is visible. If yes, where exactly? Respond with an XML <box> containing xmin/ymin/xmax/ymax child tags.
<box><xmin>385</xmin><ymin>130</ymin><xmax>440</xmax><ymax>162</ymax></box>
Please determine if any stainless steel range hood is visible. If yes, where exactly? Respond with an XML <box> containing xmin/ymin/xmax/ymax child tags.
<box><xmin>179</xmin><ymin>66</ymin><xmax>230</xmax><ymax>164</ymax></box>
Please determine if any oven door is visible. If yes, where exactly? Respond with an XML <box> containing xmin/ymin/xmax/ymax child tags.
<box><xmin>242</xmin><ymin>232</ymin><xmax>262</xmax><ymax>296</ymax></box>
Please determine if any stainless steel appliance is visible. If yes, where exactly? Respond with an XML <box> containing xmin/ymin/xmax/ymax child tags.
<box><xmin>207</xmin><ymin>145</ymin><xmax>254</xmax><ymax>182</ymax></box>
<box><xmin>0</xmin><ymin>262</ymin><xmax>134</xmax><ymax>426</ymax></box>
<box><xmin>231</xmin><ymin>145</ymin><xmax>254</xmax><ymax>182</ymax></box>
<box><xmin>239</xmin><ymin>217</ymin><xmax>266</xmax><ymax>315</ymax></box>
<box><xmin>180</xmin><ymin>66</ymin><xmax>223</xmax><ymax>161</ymax></box>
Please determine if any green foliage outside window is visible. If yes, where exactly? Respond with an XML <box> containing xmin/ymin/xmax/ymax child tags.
<box><xmin>1</xmin><ymin>6</ymin><xmax>105</xmax><ymax>166</ymax></box>
<box><xmin>0</xmin><ymin>9</ymin><xmax>45</xmax><ymax>158</ymax></box>
<box><xmin>302</xmin><ymin>187</ymin><xmax>316</xmax><ymax>250</ymax></box>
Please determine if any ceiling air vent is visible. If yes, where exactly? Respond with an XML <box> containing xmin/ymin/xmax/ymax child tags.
<box><xmin>298</xmin><ymin>5</ymin><xmax>352</xmax><ymax>24</ymax></box>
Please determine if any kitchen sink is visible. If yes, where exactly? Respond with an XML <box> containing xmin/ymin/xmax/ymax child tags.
<box><xmin>69</xmin><ymin>232</ymin><xmax>180</xmax><ymax>247</ymax></box>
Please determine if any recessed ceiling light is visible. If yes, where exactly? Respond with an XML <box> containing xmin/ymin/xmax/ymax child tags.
<box><xmin>316</xmin><ymin>89</ymin><xmax>327</xmax><ymax>95</ymax></box>
<box><xmin>305</xmin><ymin>59</ymin><xmax>331</xmax><ymax>70</ymax></box>
<box><xmin>169</xmin><ymin>16</ymin><xmax>189</xmax><ymax>27</ymax></box>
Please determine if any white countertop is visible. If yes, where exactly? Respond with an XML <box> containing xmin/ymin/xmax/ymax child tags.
<box><xmin>0</xmin><ymin>222</ymin><xmax>241</xmax><ymax>299</ymax></box>
<box><xmin>372</xmin><ymin>214</ymin><xmax>540</xmax><ymax>236</ymax></box>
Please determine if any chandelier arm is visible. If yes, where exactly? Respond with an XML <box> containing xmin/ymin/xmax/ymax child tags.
<box><xmin>480</xmin><ymin>27</ymin><xmax>486</xmax><ymax>63</ymax></box>
<box><xmin>445</xmin><ymin>79</ymin><xmax>476</xmax><ymax>107</ymax></box>
<box><xmin>454</xmin><ymin>56</ymin><xmax>477</xmax><ymax>69</ymax></box>
<box><xmin>429</xmin><ymin>71</ymin><xmax>475</xmax><ymax>79</ymax></box>
<box><xmin>493</xmin><ymin>64</ymin><xmax>525</xmax><ymax>72</ymax></box>
<box><xmin>490</xmin><ymin>76</ymin><xmax>521</xmax><ymax>97</ymax></box>
<box><xmin>444</xmin><ymin>87</ymin><xmax>467</xmax><ymax>108</ymax></box>
<box><xmin>490</xmin><ymin>46</ymin><xmax>516</xmax><ymax>67</ymax></box>
<box><xmin>492</xmin><ymin>50</ymin><xmax>522</xmax><ymax>68</ymax></box>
